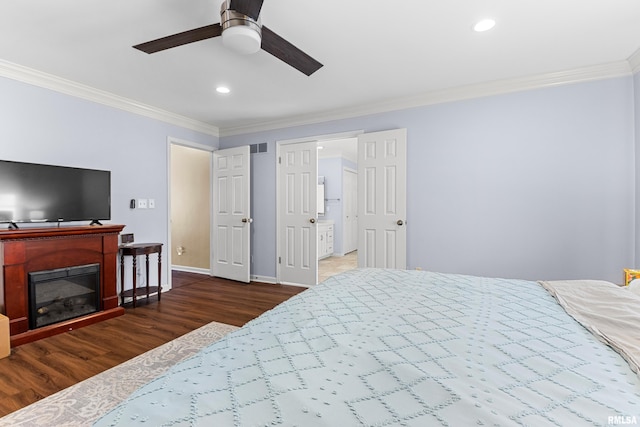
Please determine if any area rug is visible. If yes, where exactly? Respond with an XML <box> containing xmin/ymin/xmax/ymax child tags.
<box><xmin>0</xmin><ymin>321</ymin><xmax>238</xmax><ymax>427</ymax></box>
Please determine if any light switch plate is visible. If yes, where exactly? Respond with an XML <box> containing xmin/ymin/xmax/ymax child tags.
<box><xmin>138</xmin><ymin>199</ymin><xmax>148</xmax><ymax>209</ymax></box>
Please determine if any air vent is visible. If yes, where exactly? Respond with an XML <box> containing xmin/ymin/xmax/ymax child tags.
<box><xmin>250</xmin><ymin>143</ymin><xmax>268</xmax><ymax>154</ymax></box>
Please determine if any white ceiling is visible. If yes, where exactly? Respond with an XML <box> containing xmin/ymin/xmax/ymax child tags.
<box><xmin>1</xmin><ymin>1</ymin><xmax>639</xmax><ymax>136</ymax></box>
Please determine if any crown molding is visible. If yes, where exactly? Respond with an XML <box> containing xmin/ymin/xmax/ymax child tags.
<box><xmin>629</xmin><ymin>48</ymin><xmax>640</xmax><ymax>74</ymax></box>
<box><xmin>219</xmin><ymin>60</ymin><xmax>633</xmax><ymax>137</ymax></box>
<box><xmin>0</xmin><ymin>60</ymin><xmax>219</xmax><ymax>137</ymax></box>
<box><xmin>0</xmin><ymin>58</ymin><xmax>633</xmax><ymax>140</ymax></box>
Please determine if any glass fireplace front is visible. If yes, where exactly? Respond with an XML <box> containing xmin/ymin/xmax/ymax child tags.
<box><xmin>28</xmin><ymin>263</ymin><xmax>100</xmax><ymax>329</ymax></box>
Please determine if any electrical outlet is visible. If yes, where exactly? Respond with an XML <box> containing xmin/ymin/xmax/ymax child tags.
<box><xmin>138</xmin><ymin>199</ymin><xmax>148</xmax><ymax>209</ymax></box>
<box><xmin>148</xmin><ymin>199</ymin><xmax>155</xmax><ymax>209</ymax></box>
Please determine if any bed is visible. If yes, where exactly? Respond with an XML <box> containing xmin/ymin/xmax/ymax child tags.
<box><xmin>3</xmin><ymin>269</ymin><xmax>640</xmax><ymax>426</ymax></box>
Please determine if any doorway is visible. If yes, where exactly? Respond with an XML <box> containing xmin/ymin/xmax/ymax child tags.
<box><xmin>317</xmin><ymin>138</ymin><xmax>358</xmax><ymax>283</ymax></box>
<box><xmin>168</xmin><ymin>140</ymin><xmax>213</xmax><ymax>278</ymax></box>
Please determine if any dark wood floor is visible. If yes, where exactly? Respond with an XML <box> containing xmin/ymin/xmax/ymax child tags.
<box><xmin>0</xmin><ymin>272</ymin><xmax>305</xmax><ymax>417</ymax></box>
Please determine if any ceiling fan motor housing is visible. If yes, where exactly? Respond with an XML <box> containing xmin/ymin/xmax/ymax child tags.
<box><xmin>220</xmin><ymin>0</ymin><xmax>262</xmax><ymax>54</ymax></box>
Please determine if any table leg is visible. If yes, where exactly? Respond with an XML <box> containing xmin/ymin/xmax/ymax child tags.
<box><xmin>132</xmin><ymin>255</ymin><xmax>137</xmax><ymax>308</ymax></box>
<box><xmin>158</xmin><ymin>250</ymin><xmax>162</xmax><ymax>301</ymax></box>
<box><xmin>120</xmin><ymin>253</ymin><xmax>125</xmax><ymax>306</ymax></box>
<box><xmin>145</xmin><ymin>253</ymin><xmax>150</xmax><ymax>300</ymax></box>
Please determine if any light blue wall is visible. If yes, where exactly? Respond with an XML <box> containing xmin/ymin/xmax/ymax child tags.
<box><xmin>222</xmin><ymin>76</ymin><xmax>635</xmax><ymax>283</ymax></box>
<box><xmin>0</xmin><ymin>76</ymin><xmax>219</xmax><ymax>287</ymax></box>
<box><xmin>5</xmin><ymin>68</ymin><xmax>635</xmax><ymax>286</ymax></box>
<box><xmin>635</xmin><ymin>71</ymin><xmax>640</xmax><ymax>268</ymax></box>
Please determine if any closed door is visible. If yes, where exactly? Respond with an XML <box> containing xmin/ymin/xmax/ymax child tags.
<box><xmin>212</xmin><ymin>146</ymin><xmax>251</xmax><ymax>282</ymax></box>
<box><xmin>277</xmin><ymin>141</ymin><xmax>318</xmax><ymax>286</ymax></box>
<box><xmin>343</xmin><ymin>168</ymin><xmax>358</xmax><ymax>254</ymax></box>
<box><xmin>357</xmin><ymin>129</ymin><xmax>407</xmax><ymax>269</ymax></box>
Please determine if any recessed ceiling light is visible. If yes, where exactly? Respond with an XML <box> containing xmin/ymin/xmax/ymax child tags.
<box><xmin>216</xmin><ymin>86</ymin><xmax>230</xmax><ymax>94</ymax></box>
<box><xmin>473</xmin><ymin>19</ymin><xmax>496</xmax><ymax>32</ymax></box>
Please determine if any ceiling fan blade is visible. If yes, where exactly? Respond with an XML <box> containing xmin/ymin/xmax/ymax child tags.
<box><xmin>229</xmin><ymin>0</ymin><xmax>264</xmax><ymax>21</ymax></box>
<box><xmin>133</xmin><ymin>23</ymin><xmax>222</xmax><ymax>54</ymax></box>
<box><xmin>261</xmin><ymin>26</ymin><xmax>323</xmax><ymax>76</ymax></box>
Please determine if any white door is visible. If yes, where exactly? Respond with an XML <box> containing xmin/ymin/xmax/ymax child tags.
<box><xmin>343</xmin><ymin>168</ymin><xmax>358</xmax><ymax>254</ymax></box>
<box><xmin>358</xmin><ymin>129</ymin><xmax>407</xmax><ymax>269</ymax></box>
<box><xmin>212</xmin><ymin>146</ymin><xmax>251</xmax><ymax>282</ymax></box>
<box><xmin>277</xmin><ymin>141</ymin><xmax>318</xmax><ymax>286</ymax></box>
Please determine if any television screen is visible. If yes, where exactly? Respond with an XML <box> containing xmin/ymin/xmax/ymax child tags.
<box><xmin>0</xmin><ymin>160</ymin><xmax>111</xmax><ymax>224</ymax></box>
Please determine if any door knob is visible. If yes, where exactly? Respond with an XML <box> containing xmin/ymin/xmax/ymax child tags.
<box><xmin>310</xmin><ymin>218</ymin><xmax>316</xmax><ymax>224</ymax></box>
<box><xmin>397</xmin><ymin>220</ymin><xmax>404</xmax><ymax>226</ymax></box>
<box><xmin>242</xmin><ymin>218</ymin><xmax>253</xmax><ymax>223</ymax></box>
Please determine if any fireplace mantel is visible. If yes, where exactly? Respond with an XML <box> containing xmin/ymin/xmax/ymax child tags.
<box><xmin>0</xmin><ymin>224</ymin><xmax>125</xmax><ymax>346</ymax></box>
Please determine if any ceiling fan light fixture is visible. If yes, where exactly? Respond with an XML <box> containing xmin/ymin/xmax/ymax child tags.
<box><xmin>221</xmin><ymin>0</ymin><xmax>262</xmax><ymax>54</ymax></box>
<box><xmin>222</xmin><ymin>25</ymin><xmax>261</xmax><ymax>54</ymax></box>
<box><xmin>133</xmin><ymin>0</ymin><xmax>322</xmax><ymax>76</ymax></box>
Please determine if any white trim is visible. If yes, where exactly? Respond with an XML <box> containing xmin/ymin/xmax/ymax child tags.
<box><xmin>209</xmin><ymin>149</ymin><xmax>216</xmax><ymax>279</ymax></box>
<box><xmin>276</xmin><ymin>130</ymin><xmax>364</xmax><ymax>146</ymax></box>
<box><xmin>629</xmin><ymin>48</ymin><xmax>640</xmax><ymax>74</ymax></box>
<box><xmin>166</xmin><ymin>140</ymin><xmax>173</xmax><ymax>292</ymax></box>
<box><xmin>2</xmin><ymin>57</ymin><xmax>633</xmax><ymax>139</ymax></box>
<box><xmin>219</xmin><ymin>61</ymin><xmax>633</xmax><ymax>136</ymax></box>
<box><xmin>275</xmin><ymin>142</ymin><xmax>283</xmax><ymax>285</ymax></box>
<box><xmin>0</xmin><ymin>59</ymin><xmax>219</xmax><ymax>137</ymax></box>
<box><xmin>171</xmin><ymin>265</ymin><xmax>211</xmax><ymax>275</ymax></box>
<box><xmin>168</xmin><ymin>136</ymin><xmax>215</xmax><ymax>152</ymax></box>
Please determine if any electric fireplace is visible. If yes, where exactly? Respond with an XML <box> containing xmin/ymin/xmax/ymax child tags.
<box><xmin>28</xmin><ymin>264</ymin><xmax>100</xmax><ymax>329</ymax></box>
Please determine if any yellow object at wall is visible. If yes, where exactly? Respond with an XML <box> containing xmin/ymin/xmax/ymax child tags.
<box><xmin>623</xmin><ymin>268</ymin><xmax>640</xmax><ymax>286</ymax></box>
<box><xmin>0</xmin><ymin>314</ymin><xmax>9</xmax><ymax>359</ymax></box>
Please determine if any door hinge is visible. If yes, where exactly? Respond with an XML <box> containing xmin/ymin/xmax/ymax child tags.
<box><xmin>278</xmin><ymin>156</ymin><xmax>281</xmax><ymax>164</ymax></box>
<box><xmin>278</xmin><ymin>256</ymin><xmax>281</xmax><ymax>264</ymax></box>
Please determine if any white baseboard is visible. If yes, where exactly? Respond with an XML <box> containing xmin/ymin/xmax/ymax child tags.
<box><xmin>170</xmin><ymin>271</ymin><xmax>285</xmax><ymax>286</ymax></box>
<box><xmin>171</xmin><ymin>265</ymin><xmax>211</xmax><ymax>275</ymax></box>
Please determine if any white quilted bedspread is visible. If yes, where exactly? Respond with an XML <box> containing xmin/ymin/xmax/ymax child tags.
<box><xmin>95</xmin><ymin>269</ymin><xmax>640</xmax><ymax>426</ymax></box>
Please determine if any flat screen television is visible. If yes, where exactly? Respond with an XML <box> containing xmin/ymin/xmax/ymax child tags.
<box><xmin>0</xmin><ymin>159</ymin><xmax>111</xmax><ymax>227</ymax></box>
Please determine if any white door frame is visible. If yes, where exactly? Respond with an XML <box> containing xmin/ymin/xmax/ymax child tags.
<box><xmin>166</xmin><ymin>137</ymin><xmax>215</xmax><ymax>290</ymax></box>
<box><xmin>276</xmin><ymin>131</ymin><xmax>363</xmax><ymax>286</ymax></box>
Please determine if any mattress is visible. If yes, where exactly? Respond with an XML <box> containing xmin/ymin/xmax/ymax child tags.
<box><xmin>95</xmin><ymin>269</ymin><xmax>640</xmax><ymax>426</ymax></box>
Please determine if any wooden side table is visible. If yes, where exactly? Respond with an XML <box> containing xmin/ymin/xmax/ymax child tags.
<box><xmin>119</xmin><ymin>243</ymin><xmax>163</xmax><ymax>307</ymax></box>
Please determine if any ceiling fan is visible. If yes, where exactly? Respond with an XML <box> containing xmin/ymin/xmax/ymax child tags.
<box><xmin>133</xmin><ymin>0</ymin><xmax>323</xmax><ymax>76</ymax></box>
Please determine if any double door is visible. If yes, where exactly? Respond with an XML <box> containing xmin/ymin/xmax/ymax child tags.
<box><xmin>277</xmin><ymin>128</ymin><xmax>407</xmax><ymax>286</ymax></box>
